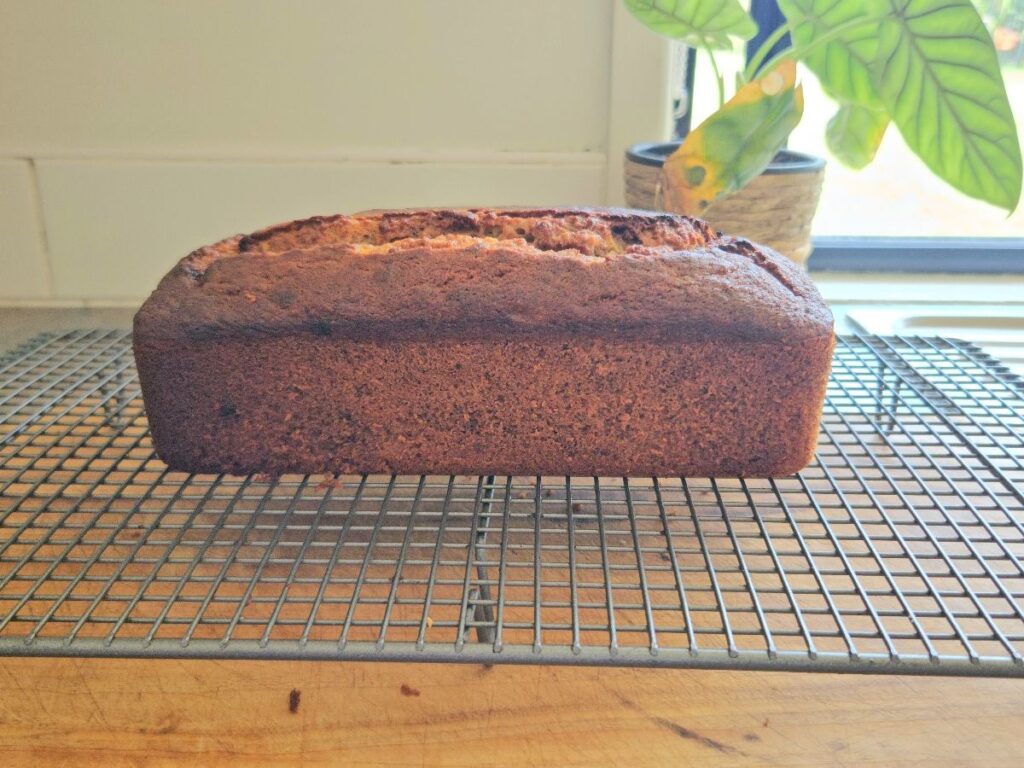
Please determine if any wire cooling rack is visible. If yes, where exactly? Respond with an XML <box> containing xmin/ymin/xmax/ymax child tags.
<box><xmin>0</xmin><ymin>331</ymin><xmax>1022</xmax><ymax>677</ymax></box>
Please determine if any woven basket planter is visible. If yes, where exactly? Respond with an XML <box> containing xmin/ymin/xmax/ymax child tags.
<box><xmin>624</xmin><ymin>143</ymin><xmax>825</xmax><ymax>267</ymax></box>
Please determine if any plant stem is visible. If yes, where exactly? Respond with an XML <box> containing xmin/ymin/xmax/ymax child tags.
<box><xmin>743</xmin><ymin>24</ymin><xmax>793</xmax><ymax>82</ymax></box>
<box><xmin>701</xmin><ymin>36</ymin><xmax>725</xmax><ymax>108</ymax></box>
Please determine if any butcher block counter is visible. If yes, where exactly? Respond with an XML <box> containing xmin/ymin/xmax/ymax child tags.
<box><xmin>4</xmin><ymin>657</ymin><xmax>1024</xmax><ymax>766</ymax></box>
<box><xmin>1</xmin><ymin>307</ymin><xmax>1023</xmax><ymax>767</ymax></box>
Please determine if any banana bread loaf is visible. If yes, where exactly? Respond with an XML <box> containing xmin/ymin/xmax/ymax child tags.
<box><xmin>133</xmin><ymin>207</ymin><xmax>834</xmax><ymax>477</ymax></box>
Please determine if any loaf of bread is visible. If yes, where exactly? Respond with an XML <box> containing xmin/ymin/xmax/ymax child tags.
<box><xmin>133</xmin><ymin>207</ymin><xmax>834</xmax><ymax>477</ymax></box>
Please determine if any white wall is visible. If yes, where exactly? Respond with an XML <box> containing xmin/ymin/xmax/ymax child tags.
<box><xmin>0</xmin><ymin>0</ymin><xmax>671</xmax><ymax>303</ymax></box>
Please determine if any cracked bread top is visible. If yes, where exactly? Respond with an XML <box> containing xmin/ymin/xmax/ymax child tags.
<box><xmin>135</xmin><ymin>207</ymin><xmax>834</xmax><ymax>342</ymax></box>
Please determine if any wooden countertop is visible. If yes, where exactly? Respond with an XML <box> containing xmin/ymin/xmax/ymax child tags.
<box><xmin>1</xmin><ymin>308</ymin><xmax>1023</xmax><ymax>766</ymax></box>
<box><xmin>2</xmin><ymin>658</ymin><xmax>1023</xmax><ymax>766</ymax></box>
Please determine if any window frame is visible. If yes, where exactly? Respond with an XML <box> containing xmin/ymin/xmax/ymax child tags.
<box><xmin>809</xmin><ymin>237</ymin><xmax>1024</xmax><ymax>274</ymax></box>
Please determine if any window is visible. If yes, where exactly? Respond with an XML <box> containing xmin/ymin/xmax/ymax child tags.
<box><xmin>680</xmin><ymin>5</ymin><xmax>1024</xmax><ymax>272</ymax></box>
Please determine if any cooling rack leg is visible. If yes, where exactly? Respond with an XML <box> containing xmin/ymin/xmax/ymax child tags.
<box><xmin>99</xmin><ymin>367</ymin><xmax>127</xmax><ymax>429</ymax></box>
<box><xmin>873</xmin><ymin>360</ymin><xmax>900</xmax><ymax>434</ymax></box>
<box><xmin>886</xmin><ymin>376</ymin><xmax>902</xmax><ymax>434</ymax></box>
<box><xmin>471</xmin><ymin>475</ymin><xmax>497</xmax><ymax>645</ymax></box>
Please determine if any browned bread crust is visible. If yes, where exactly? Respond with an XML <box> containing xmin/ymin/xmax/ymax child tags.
<box><xmin>134</xmin><ymin>207</ymin><xmax>834</xmax><ymax>476</ymax></box>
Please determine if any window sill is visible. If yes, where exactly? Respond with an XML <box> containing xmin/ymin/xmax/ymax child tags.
<box><xmin>812</xmin><ymin>272</ymin><xmax>1024</xmax><ymax>373</ymax></box>
<box><xmin>813</xmin><ymin>271</ymin><xmax>1024</xmax><ymax>305</ymax></box>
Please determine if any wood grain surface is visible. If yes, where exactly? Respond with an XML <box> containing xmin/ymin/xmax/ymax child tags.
<box><xmin>1</xmin><ymin>658</ymin><xmax>1023</xmax><ymax>767</ymax></box>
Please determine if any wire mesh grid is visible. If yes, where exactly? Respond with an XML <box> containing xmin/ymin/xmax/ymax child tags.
<box><xmin>0</xmin><ymin>330</ymin><xmax>1022</xmax><ymax>676</ymax></box>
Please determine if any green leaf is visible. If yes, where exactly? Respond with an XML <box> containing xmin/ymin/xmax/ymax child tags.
<box><xmin>661</xmin><ymin>62</ymin><xmax>804</xmax><ymax>214</ymax></box>
<box><xmin>624</xmin><ymin>0</ymin><xmax>756</xmax><ymax>50</ymax></box>
<box><xmin>777</xmin><ymin>0</ymin><xmax>886</xmax><ymax>108</ymax></box>
<box><xmin>826</xmin><ymin>103</ymin><xmax>889</xmax><ymax>169</ymax></box>
<box><xmin>872</xmin><ymin>0</ymin><xmax>1022</xmax><ymax>211</ymax></box>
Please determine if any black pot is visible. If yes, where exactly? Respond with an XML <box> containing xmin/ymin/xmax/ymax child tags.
<box><xmin>625</xmin><ymin>143</ymin><xmax>825</xmax><ymax>174</ymax></box>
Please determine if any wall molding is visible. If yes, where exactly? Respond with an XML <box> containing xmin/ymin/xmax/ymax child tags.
<box><xmin>604</xmin><ymin>2</ymin><xmax>673</xmax><ymax>205</ymax></box>
<box><xmin>0</xmin><ymin>149</ymin><xmax>608</xmax><ymax>168</ymax></box>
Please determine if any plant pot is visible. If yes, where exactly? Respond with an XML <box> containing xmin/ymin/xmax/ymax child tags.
<box><xmin>624</xmin><ymin>143</ymin><xmax>825</xmax><ymax>267</ymax></box>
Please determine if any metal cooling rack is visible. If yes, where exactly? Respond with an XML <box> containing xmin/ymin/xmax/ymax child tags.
<box><xmin>1</xmin><ymin>331</ymin><xmax>1022</xmax><ymax>677</ymax></box>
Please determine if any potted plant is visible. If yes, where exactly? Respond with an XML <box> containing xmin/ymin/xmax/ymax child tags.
<box><xmin>623</xmin><ymin>0</ymin><xmax>1022</xmax><ymax>267</ymax></box>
